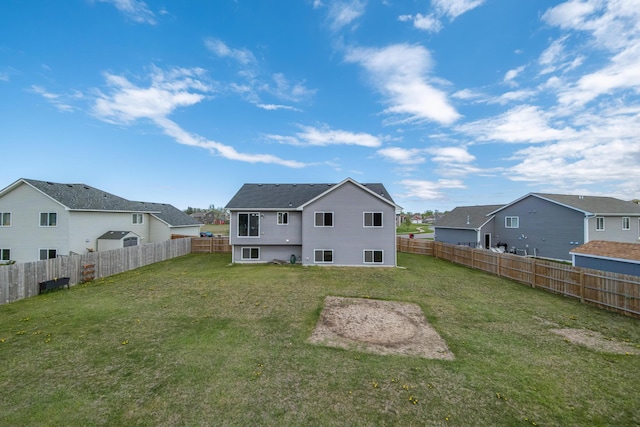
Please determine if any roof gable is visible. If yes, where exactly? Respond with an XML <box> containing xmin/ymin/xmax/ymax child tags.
<box><xmin>225</xmin><ymin>178</ymin><xmax>396</xmax><ymax>210</ymax></box>
<box><xmin>435</xmin><ymin>205</ymin><xmax>503</xmax><ymax>229</ymax></box>
<box><xmin>0</xmin><ymin>178</ymin><xmax>200</xmax><ymax>227</ymax></box>
<box><xmin>490</xmin><ymin>193</ymin><xmax>640</xmax><ymax>216</ymax></box>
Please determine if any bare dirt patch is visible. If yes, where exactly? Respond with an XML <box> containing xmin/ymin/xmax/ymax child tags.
<box><xmin>551</xmin><ymin>328</ymin><xmax>640</xmax><ymax>355</ymax></box>
<box><xmin>308</xmin><ymin>296</ymin><xmax>454</xmax><ymax>360</ymax></box>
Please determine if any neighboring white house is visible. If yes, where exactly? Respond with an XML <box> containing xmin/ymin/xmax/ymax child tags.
<box><xmin>225</xmin><ymin>178</ymin><xmax>399</xmax><ymax>267</ymax></box>
<box><xmin>0</xmin><ymin>178</ymin><xmax>201</xmax><ymax>263</ymax></box>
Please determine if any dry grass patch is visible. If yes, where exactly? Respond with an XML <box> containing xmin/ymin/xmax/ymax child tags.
<box><xmin>309</xmin><ymin>296</ymin><xmax>454</xmax><ymax>360</ymax></box>
<box><xmin>551</xmin><ymin>328</ymin><xmax>640</xmax><ymax>355</ymax></box>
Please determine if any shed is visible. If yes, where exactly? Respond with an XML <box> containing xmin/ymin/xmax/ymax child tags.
<box><xmin>570</xmin><ymin>240</ymin><xmax>640</xmax><ymax>277</ymax></box>
<box><xmin>97</xmin><ymin>231</ymin><xmax>141</xmax><ymax>251</ymax></box>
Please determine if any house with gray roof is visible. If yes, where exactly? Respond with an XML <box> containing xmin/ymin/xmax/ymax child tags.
<box><xmin>0</xmin><ymin>178</ymin><xmax>201</xmax><ymax>263</ymax></box>
<box><xmin>490</xmin><ymin>193</ymin><xmax>640</xmax><ymax>260</ymax></box>
<box><xmin>435</xmin><ymin>193</ymin><xmax>640</xmax><ymax>261</ymax></box>
<box><xmin>434</xmin><ymin>205</ymin><xmax>503</xmax><ymax>249</ymax></box>
<box><xmin>225</xmin><ymin>178</ymin><xmax>398</xmax><ymax>266</ymax></box>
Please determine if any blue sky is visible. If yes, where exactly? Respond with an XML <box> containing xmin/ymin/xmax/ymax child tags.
<box><xmin>2</xmin><ymin>0</ymin><xmax>639</xmax><ymax>213</ymax></box>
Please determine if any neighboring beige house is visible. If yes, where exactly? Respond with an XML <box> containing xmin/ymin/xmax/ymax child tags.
<box><xmin>0</xmin><ymin>178</ymin><xmax>201</xmax><ymax>263</ymax></box>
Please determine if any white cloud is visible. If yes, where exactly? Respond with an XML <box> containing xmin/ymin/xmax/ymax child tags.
<box><xmin>458</xmin><ymin>105</ymin><xmax>578</xmax><ymax>143</ymax></box>
<box><xmin>401</xmin><ymin>0</ymin><xmax>484</xmax><ymax>32</ymax></box>
<box><xmin>263</xmin><ymin>73</ymin><xmax>316</xmax><ymax>103</ymax></box>
<box><xmin>345</xmin><ymin>44</ymin><xmax>460</xmax><ymax>125</ymax></box>
<box><xmin>378</xmin><ymin>147</ymin><xmax>427</xmax><ymax>164</ymax></box>
<box><xmin>204</xmin><ymin>38</ymin><xmax>256</xmax><ymax>65</ymax></box>
<box><xmin>397</xmin><ymin>178</ymin><xmax>466</xmax><ymax>201</ymax></box>
<box><xmin>269</xmin><ymin>125</ymin><xmax>382</xmax><ymax>147</ymax></box>
<box><xmin>432</xmin><ymin>0</ymin><xmax>485</xmax><ymax>20</ymax></box>
<box><xmin>256</xmin><ymin>103</ymin><xmax>302</xmax><ymax>112</ymax></box>
<box><xmin>92</xmin><ymin>66</ymin><xmax>306</xmax><ymax>168</ymax></box>
<box><xmin>327</xmin><ymin>0</ymin><xmax>366</xmax><ymax>30</ymax></box>
<box><xmin>96</xmin><ymin>0</ymin><xmax>156</xmax><ymax>24</ymax></box>
<box><xmin>30</xmin><ymin>85</ymin><xmax>77</xmax><ymax>112</ymax></box>
<box><xmin>503</xmin><ymin>65</ymin><xmax>526</xmax><ymax>86</ymax></box>
<box><xmin>428</xmin><ymin>146</ymin><xmax>475</xmax><ymax>164</ymax></box>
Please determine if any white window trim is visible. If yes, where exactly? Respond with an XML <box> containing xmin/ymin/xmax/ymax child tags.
<box><xmin>314</xmin><ymin>212</ymin><xmax>334</xmax><ymax>227</ymax></box>
<box><xmin>132</xmin><ymin>213</ymin><xmax>144</xmax><ymax>225</ymax></box>
<box><xmin>363</xmin><ymin>249</ymin><xmax>384</xmax><ymax>264</ymax></box>
<box><xmin>0</xmin><ymin>248</ymin><xmax>10</xmax><ymax>261</ymax></box>
<box><xmin>363</xmin><ymin>212</ymin><xmax>383</xmax><ymax>228</ymax></box>
<box><xmin>0</xmin><ymin>212</ymin><xmax>11</xmax><ymax>227</ymax></box>
<box><xmin>39</xmin><ymin>212</ymin><xmax>57</xmax><ymax>227</ymax></box>
<box><xmin>622</xmin><ymin>217</ymin><xmax>630</xmax><ymax>230</ymax></box>
<box><xmin>505</xmin><ymin>216</ymin><xmax>519</xmax><ymax>228</ymax></box>
<box><xmin>39</xmin><ymin>248</ymin><xmax>57</xmax><ymax>260</ymax></box>
<box><xmin>277</xmin><ymin>212</ymin><xmax>289</xmax><ymax>225</ymax></box>
<box><xmin>595</xmin><ymin>216</ymin><xmax>605</xmax><ymax>231</ymax></box>
<box><xmin>241</xmin><ymin>247</ymin><xmax>260</xmax><ymax>260</ymax></box>
<box><xmin>237</xmin><ymin>212</ymin><xmax>261</xmax><ymax>238</ymax></box>
<box><xmin>314</xmin><ymin>249</ymin><xmax>334</xmax><ymax>263</ymax></box>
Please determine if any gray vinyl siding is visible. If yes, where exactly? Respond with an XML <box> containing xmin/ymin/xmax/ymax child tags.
<box><xmin>573</xmin><ymin>255</ymin><xmax>640</xmax><ymax>277</ymax></box>
<box><xmin>435</xmin><ymin>228</ymin><xmax>479</xmax><ymax>247</ymax></box>
<box><xmin>494</xmin><ymin>196</ymin><xmax>585</xmax><ymax>260</ymax></box>
<box><xmin>232</xmin><ymin>245</ymin><xmax>303</xmax><ymax>264</ymax></box>
<box><xmin>301</xmin><ymin>181</ymin><xmax>396</xmax><ymax>266</ymax></box>
<box><xmin>229</xmin><ymin>211</ymin><xmax>302</xmax><ymax>246</ymax></box>
<box><xmin>586</xmin><ymin>215</ymin><xmax>640</xmax><ymax>243</ymax></box>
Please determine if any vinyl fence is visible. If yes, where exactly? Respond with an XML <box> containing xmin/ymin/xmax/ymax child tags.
<box><xmin>0</xmin><ymin>238</ymin><xmax>192</xmax><ymax>305</ymax></box>
<box><xmin>398</xmin><ymin>237</ymin><xmax>640</xmax><ymax>318</ymax></box>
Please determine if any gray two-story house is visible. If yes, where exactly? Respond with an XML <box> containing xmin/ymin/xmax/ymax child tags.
<box><xmin>491</xmin><ymin>193</ymin><xmax>640</xmax><ymax>260</ymax></box>
<box><xmin>225</xmin><ymin>178</ymin><xmax>398</xmax><ymax>266</ymax></box>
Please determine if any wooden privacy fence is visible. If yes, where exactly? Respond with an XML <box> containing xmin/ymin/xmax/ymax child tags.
<box><xmin>191</xmin><ymin>236</ymin><xmax>232</xmax><ymax>253</ymax></box>
<box><xmin>397</xmin><ymin>237</ymin><xmax>640</xmax><ymax>318</ymax></box>
<box><xmin>0</xmin><ymin>238</ymin><xmax>192</xmax><ymax>305</ymax></box>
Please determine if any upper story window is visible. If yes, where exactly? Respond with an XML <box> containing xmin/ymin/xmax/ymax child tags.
<box><xmin>132</xmin><ymin>213</ymin><xmax>144</xmax><ymax>224</ymax></box>
<box><xmin>40</xmin><ymin>212</ymin><xmax>57</xmax><ymax>227</ymax></box>
<box><xmin>0</xmin><ymin>212</ymin><xmax>10</xmax><ymax>227</ymax></box>
<box><xmin>505</xmin><ymin>216</ymin><xmax>519</xmax><ymax>228</ymax></box>
<box><xmin>622</xmin><ymin>217</ymin><xmax>630</xmax><ymax>230</ymax></box>
<box><xmin>596</xmin><ymin>217</ymin><xmax>605</xmax><ymax>231</ymax></box>
<box><xmin>277</xmin><ymin>212</ymin><xmax>289</xmax><ymax>225</ymax></box>
<box><xmin>363</xmin><ymin>212</ymin><xmax>383</xmax><ymax>227</ymax></box>
<box><xmin>315</xmin><ymin>212</ymin><xmax>333</xmax><ymax>227</ymax></box>
<box><xmin>238</xmin><ymin>212</ymin><xmax>260</xmax><ymax>237</ymax></box>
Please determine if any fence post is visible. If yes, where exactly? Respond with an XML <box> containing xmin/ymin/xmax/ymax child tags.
<box><xmin>531</xmin><ymin>258</ymin><xmax>537</xmax><ymax>289</ymax></box>
<box><xmin>579</xmin><ymin>270</ymin><xmax>585</xmax><ymax>303</ymax></box>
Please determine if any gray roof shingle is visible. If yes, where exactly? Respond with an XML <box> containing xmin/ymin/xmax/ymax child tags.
<box><xmin>488</xmin><ymin>193</ymin><xmax>640</xmax><ymax>216</ymax></box>
<box><xmin>225</xmin><ymin>181</ymin><xmax>394</xmax><ymax>209</ymax></box>
<box><xmin>18</xmin><ymin>179</ymin><xmax>200</xmax><ymax>227</ymax></box>
<box><xmin>435</xmin><ymin>205</ymin><xmax>503</xmax><ymax>229</ymax></box>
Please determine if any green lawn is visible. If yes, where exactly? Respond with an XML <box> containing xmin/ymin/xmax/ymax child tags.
<box><xmin>1</xmin><ymin>253</ymin><xmax>639</xmax><ymax>426</ymax></box>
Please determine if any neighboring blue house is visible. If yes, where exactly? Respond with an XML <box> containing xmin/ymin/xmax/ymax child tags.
<box><xmin>434</xmin><ymin>205</ymin><xmax>503</xmax><ymax>249</ymax></box>
<box><xmin>490</xmin><ymin>193</ymin><xmax>640</xmax><ymax>260</ymax></box>
<box><xmin>571</xmin><ymin>241</ymin><xmax>640</xmax><ymax>277</ymax></box>
<box><xmin>436</xmin><ymin>193</ymin><xmax>640</xmax><ymax>261</ymax></box>
<box><xmin>225</xmin><ymin>178</ymin><xmax>398</xmax><ymax>266</ymax></box>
